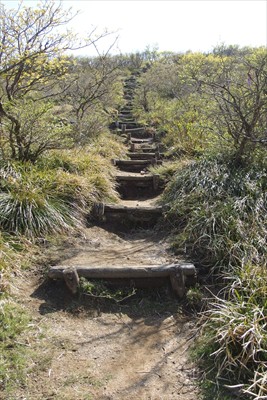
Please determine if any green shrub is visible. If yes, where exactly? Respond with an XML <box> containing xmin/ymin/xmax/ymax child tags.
<box><xmin>162</xmin><ymin>157</ymin><xmax>267</xmax><ymax>271</ymax></box>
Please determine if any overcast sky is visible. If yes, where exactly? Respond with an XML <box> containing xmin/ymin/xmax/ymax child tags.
<box><xmin>2</xmin><ymin>0</ymin><xmax>267</xmax><ymax>55</ymax></box>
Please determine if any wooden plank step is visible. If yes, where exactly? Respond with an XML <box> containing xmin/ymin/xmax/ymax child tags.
<box><xmin>121</xmin><ymin>106</ymin><xmax>133</xmax><ymax>110</ymax></box>
<box><xmin>113</xmin><ymin>159</ymin><xmax>162</xmax><ymax>172</ymax></box>
<box><xmin>129</xmin><ymin>143</ymin><xmax>159</xmax><ymax>153</ymax></box>
<box><xmin>126</xmin><ymin>127</ymin><xmax>146</xmax><ymax>133</ymax></box>
<box><xmin>124</xmin><ymin>94</ymin><xmax>134</xmax><ymax>100</ymax></box>
<box><xmin>125</xmin><ymin>130</ymin><xmax>154</xmax><ymax>140</ymax></box>
<box><xmin>113</xmin><ymin>159</ymin><xmax>158</xmax><ymax>166</ymax></box>
<box><xmin>94</xmin><ymin>203</ymin><xmax>163</xmax><ymax>218</ymax></box>
<box><xmin>92</xmin><ymin>202</ymin><xmax>163</xmax><ymax>226</ymax></box>
<box><xmin>116</xmin><ymin>173</ymin><xmax>155</xmax><ymax>182</ymax></box>
<box><xmin>118</xmin><ymin>121</ymin><xmax>138</xmax><ymax>126</ymax></box>
<box><xmin>135</xmin><ymin>146</ymin><xmax>159</xmax><ymax>152</ymax></box>
<box><xmin>115</xmin><ymin>173</ymin><xmax>161</xmax><ymax>197</ymax></box>
<box><xmin>48</xmin><ymin>263</ymin><xmax>196</xmax><ymax>298</ymax></box>
<box><xmin>118</xmin><ymin>120</ymin><xmax>138</xmax><ymax>124</ymax></box>
<box><xmin>130</xmin><ymin>137</ymin><xmax>153</xmax><ymax>144</ymax></box>
<box><xmin>118</xmin><ymin>113</ymin><xmax>134</xmax><ymax>118</ymax></box>
<box><xmin>127</xmin><ymin>152</ymin><xmax>162</xmax><ymax>160</ymax></box>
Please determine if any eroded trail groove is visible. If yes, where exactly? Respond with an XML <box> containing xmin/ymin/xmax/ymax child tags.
<box><xmin>17</xmin><ymin>71</ymin><xmax>200</xmax><ymax>400</ymax></box>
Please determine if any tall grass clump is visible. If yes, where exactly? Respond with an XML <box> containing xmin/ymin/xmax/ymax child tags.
<box><xmin>195</xmin><ymin>264</ymin><xmax>267</xmax><ymax>399</ymax></box>
<box><xmin>0</xmin><ymin>162</ymin><xmax>85</xmax><ymax>237</ymax></box>
<box><xmin>162</xmin><ymin>157</ymin><xmax>267</xmax><ymax>271</ymax></box>
<box><xmin>0</xmin><ymin>134</ymin><xmax>124</xmax><ymax>238</ymax></box>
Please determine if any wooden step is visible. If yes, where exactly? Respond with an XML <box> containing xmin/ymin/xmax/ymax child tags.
<box><xmin>124</xmin><ymin>94</ymin><xmax>134</xmax><ymax>101</ymax></box>
<box><xmin>113</xmin><ymin>159</ymin><xmax>162</xmax><ymax>172</ymax></box>
<box><xmin>94</xmin><ymin>203</ymin><xmax>163</xmax><ymax>220</ymax></box>
<box><xmin>48</xmin><ymin>263</ymin><xmax>196</xmax><ymax>298</ymax></box>
<box><xmin>118</xmin><ymin>113</ymin><xmax>134</xmax><ymax>118</ymax></box>
<box><xmin>127</xmin><ymin>152</ymin><xmax>162</xmax><ymax>160</ymax></box>
<box><xmin>129</xmin><ymin>143</ymin><xmax>160</xmax><ymax>153</ymax></box>
<box><xmin>92</xmin><ymin>202</ymin><xmax>163</xmax><ymax>227</ymax></box>
<box><xmin>118</xmin><ymin>119</ymin><xmax>138</xmax><ymax>124</ymax></box>
<box><xmin>109</xmin><ymin>121</ymin><xmax>140</xmax><ymax>130</ymax></box>
<box><xmin>116</xmin><ymin>173</ymin><xmax>158</xmax><ymax>184</ymax></box>
<box><xmin>120</xmin><ymin>106</ymin><xmax>133</xmax><ymax>112</ymax></box>
<box><xmin>115</xmin><ymin>173</ymin><xmax>161</xmax><ymax>199</ymax></box>
<box><xmin>130</xmin><ymin>137</ymin><xmax>154</xmax><ymax>144</ymax></box>
<box><xmin>118</xmin><ymin>120</ymin><xmax>139</xmax><ymax>126</ymax></box>
<box><xmin>125</xmin><ymin>127</ymin><xmax>145</xmax><ymax>134</ymax></box>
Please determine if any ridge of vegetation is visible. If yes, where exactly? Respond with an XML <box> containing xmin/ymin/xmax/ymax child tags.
<box><xmin>131</xmin><ymin>44</ymin><xmax>266</xmax><ymax>399</ymax></box>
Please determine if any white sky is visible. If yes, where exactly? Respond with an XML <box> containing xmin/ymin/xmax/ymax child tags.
<box><xmin>2</xmin><ymin>0</ymin><xmax>267</xmax><ymax>55</ymax></box>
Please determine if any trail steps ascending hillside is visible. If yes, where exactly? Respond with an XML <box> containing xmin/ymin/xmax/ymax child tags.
<box><xmin>17</xmin><ymin>69</ymin><xmax>200</xmax><ymax>400</ymax></box>
<box><xmin>48</xmin><ymin>71</ymin><xmax>196</xmax><ymax>297</ymax></box>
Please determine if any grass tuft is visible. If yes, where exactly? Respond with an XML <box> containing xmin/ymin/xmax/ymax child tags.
<box><xmin>162</xmin><ymin>157</ymin><xmax>267</xmax><ymax>271</ymax></box>
<box><xmin>195</xmin><ymin>264</ymin><xmax>267</xmax><ymax>399</ymax></box>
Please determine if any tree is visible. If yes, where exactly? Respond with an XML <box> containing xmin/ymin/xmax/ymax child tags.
<box><xmin>198</xmin><ymin>48</ymin><xmax>267</xmax><ymax>162</ymax></box>
<box><xmin>0</xmin><ymin>0</ymin><xmax>110</xmax><ymax>162</ymax></box>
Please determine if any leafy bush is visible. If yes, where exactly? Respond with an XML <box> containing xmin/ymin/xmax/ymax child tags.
<box><xmin>162</xmin><ymin>157</ymin><xmax>267</xmax><ymax>271</ymax></box>
<box><xmin>195</xmin><ymin>264</ymin><xmax>267</xmax><ymax>399</ymax></box>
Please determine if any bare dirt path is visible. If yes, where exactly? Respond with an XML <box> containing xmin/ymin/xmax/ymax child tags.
<box><xmin>13</xmin><ymin>224</ymin><xmax>201</xmax><ymax>400</ymax></box>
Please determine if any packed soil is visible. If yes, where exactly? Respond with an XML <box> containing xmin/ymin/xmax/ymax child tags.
<box><xmin>12</xmin><ymin>223</ymin><xmax>201</xmax><ymax>400</ymax></box>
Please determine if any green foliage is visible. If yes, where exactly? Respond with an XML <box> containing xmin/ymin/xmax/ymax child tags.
<box><xmin>133</xmin><ymin>48</ymin><xmax>267</xmax><ymax>162</ymax></box>
<box><xmin>195</xmin><ymin>264</ymin><xmax>267</xmax><ymax>399</ymax></box>
<box><xmin>162</xmin><ymin>157</ymin><xmax>267</xmax><ymax>271</ymax></box>
<box><xmin>1</xmin><ymin>99</ymin><xmax>73</xmax><ymax>162</ymax></box>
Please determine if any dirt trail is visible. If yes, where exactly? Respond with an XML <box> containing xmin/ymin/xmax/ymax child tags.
<box><xmin>14</xmin><ymin>225</ymin><xmax>200</xmax><ymax>400</ymax></box>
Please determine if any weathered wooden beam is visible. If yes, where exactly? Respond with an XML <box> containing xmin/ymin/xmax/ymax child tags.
<box><xmin>48</xmin><ymin>263</ymin><xmax>196</xmax><ymax>297</ymax></box>
<box><xmin>48</xmin><ymin>263</ymin><xmax>195</xmax><ymax>279</ymax></box>
<box><xmin>92</xmin><ymin>202</ymin><xmax>163</xmax><ymax>225</ymax></box>
<box><xmin>99</xmin><ymin>203</ymin><xmax>163</xmax><ymax>214</ymax></box>
<box><xmin>127</xmin><ymin>152</ymin><xmax>158</xmax><ymax>160</ymax></box>
<box><xmin>130</xmin><ymin>137</ymin><xmax>153</xmax><ymax>144</ymax></box>
<box><xmin>113</xmin><ymin>159</ymin><xmax>152</xmax><ymax>166</ymax></box>
<box><xmin>115</xmin><ymin>174</ymin><xmax>154</xmax><ymax>181</ymax></box>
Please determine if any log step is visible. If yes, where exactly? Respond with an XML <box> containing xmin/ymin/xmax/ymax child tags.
<box><xmin>113</xmin><ymin>159</ymin><xmax>162</xmax><ymax>172</ymax></box>
<box><xmin>125</xmin><ymin>127</ymin><xmax>146</xmax><ymax>134</ymax></box>
<box><xmin>48</xmin><ymin>263</ymin><xmax>197</xmax><ymax>298</ymax></box>
<box><xmin>129</xmin><ymin>143</ymin><xmax>159</xmax><ymax>153</ymax></box>
<box><xmin>116</xmin><ymin>173</ymin><xmax>158</xmax><ymax>182</ymax></box>
<box><xmin>115</xmin><ymin>173</ymin><xmax>161</xmax><ymax>198</ymax></box>
<box><xmin>130</xmin><ymin>137</ymin><xmax>153</xmax><ymax>144</ymax></box>
<box><xmin>92</xmin><ymin>202</ymin><xmax>163</xmax><ymax>227</ymax></box>
<box><xmin>127</xmin><ymin>152</ymin><xmax>162</xmax><ymax>160</ymax></box>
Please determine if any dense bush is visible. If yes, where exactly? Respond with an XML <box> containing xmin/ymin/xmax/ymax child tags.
<box><xmin>162</xmin><ymin>157</ymin><xmax>267</xmax><ymax>271</ymax></box>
